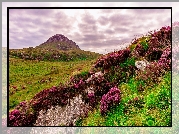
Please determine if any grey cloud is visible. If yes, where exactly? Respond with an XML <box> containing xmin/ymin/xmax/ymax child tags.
<box><xmin>109</xmin><ymin>13</ymin><xmax>133</xmax><ymax>27</ymax></box>
<box><xmin>81</xmin><ymin>12</ymin><xmax>96</xmax><ymax>24</ymax></box>
<box><xmin>10</xmin><ymin>31</ymin><xmax>46</xmax><ymax>49</ymax></box>
<box><xmin>78</xmin><ymin>23</ymin><xmax>97</xmax><ymax>33</ymax></box>
<box><xmin>78</xmin><ymin>12</ymin><xmax>97</xmax><ymax>34</ymax></box>
<box><xmin>98</xmin><ymin>16</ymin><xmax>109</xmax><ymax>25</ymax></box>
<box><xmin>105</xmin><ymin>29</ymin><xmax>115</xmax><ymax>35</ymax></box>
<box><xmin>82</xmin><ymin>34</ymin><xmax>105</xmax><ymax>42</ymax></box>
<box><xmin>131</xmin><ymin>9</ymin><xmax>171</xmax><ymax>15</ymax></box>
<box><xmin>114</xmin><ymin>27</ymin><xmax>130</xmax><ymax>33</ymax></box>
<box><xmin>80</xmin><ymin>37</ymin><xmax>130</xmax><ymax>49</ymax></box>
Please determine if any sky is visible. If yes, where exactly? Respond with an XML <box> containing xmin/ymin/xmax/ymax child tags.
<box><xmin>2</xmin><ymin>2</ymin><xmax>178</xmax><ymax>54</ymax></box>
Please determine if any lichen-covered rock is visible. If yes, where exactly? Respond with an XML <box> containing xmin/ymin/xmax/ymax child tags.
<box><xmin>135</xmin><ymin>59</ymin><xmax>149</xmax><ymax>71</ymax></box>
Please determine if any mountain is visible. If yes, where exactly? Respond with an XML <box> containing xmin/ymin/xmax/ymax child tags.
<box><xmin>36</xmin><ymin>34</ymin><xmax>80</xmax><ymax>51</ymax></box>
<box><xmin>9</xmin><ymin>34</ymin><xmax>101</xmax><ymax>61</ymax></box>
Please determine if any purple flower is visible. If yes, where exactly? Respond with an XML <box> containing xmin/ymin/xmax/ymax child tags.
<box><xmin>10</xmin><ymin>109</ymin><xmax>20</xmax><ymax>116</ymax></box>
<box><xmin>88</xmin><ymin>92</ymin><xmax>95</xmax><ymax>107</ymax></box>
<box><xmin>19</xmin><ymin>101</ymin><xmax>26</xmax><ymax>106</ymax></box>
<box><xmin>74</xmin><ymin>83</ymin><xmax>79</xmax><ymax>88</ymax></box>
<box><xmin>100</xmin><ymin>86</ymin><xmax>121</xmax><ymax>115</ymax></box>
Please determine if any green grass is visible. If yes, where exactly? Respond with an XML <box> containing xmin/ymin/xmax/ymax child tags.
<box><xmin>78</xmin><ymin>71</ymin><xmax>171</xmax><ymax>126</ymax></box>
<box><xmin>128</xmin><ymin>36</ymin><xmax>150</xmax><ymax>52</ymax></box>
<box><xmin>9</xmin><ymin>57</ymin><xmax>97</xmax><ymax>110</ymax></box>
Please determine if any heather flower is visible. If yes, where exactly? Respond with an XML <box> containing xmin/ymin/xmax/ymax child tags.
<box><xmin>10</xmin><ymin>109</ymin><xmax>21</xmax><ymax>116</ymax></box>
<box><xmin>157</xmin><ymin>46</ymin><xmax>171</xmax><ymax>70</ymax></box>
<box><xmin>19</xmin><ymin>101</ymin><xmax>26</xmax><ymax>107</ymax></box>
<box><xmin>100</xmin><ymin>86</ymin><xmax>121</xmax><ymax>115</ymax></box>
<box><xmin>94</xmin><ymin>48</ymin><xmax>130</xmax><ymax>70</ymax></box>
<box><xmin>9</xmin><ymin>109</ymin><xmax>22</xmax><ymax>126</ymax></box>
<box><xmin>136</xmin><ymin>61</ymin><xmax>166</xmax><ymax>84</ymax></box>
<box><xmin>87</xmin><ymin>92</ymin><xmax>95</xmax><ymax>107</ymax></box>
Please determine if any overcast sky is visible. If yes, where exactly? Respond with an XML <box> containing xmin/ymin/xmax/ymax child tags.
<box><xmin>2</xmin><ymin>2</ymin><xmax>178</xmax><ymax>54</ymax></box>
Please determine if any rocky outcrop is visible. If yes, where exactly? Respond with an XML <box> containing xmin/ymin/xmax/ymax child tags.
<box><xmin>34</xmin><ymin>94</ymin><xmax>90</xmax><ymax>126</ymax></box>
<box><xmin>38</xmin><ymin>34</ymin><xmax>80</xmax><ymax>51</ymax></box>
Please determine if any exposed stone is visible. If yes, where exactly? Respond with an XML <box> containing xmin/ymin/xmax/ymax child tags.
<box><xmin>86</xmin><ymin>71</ymin><xmax>103</xmax><ymax>83</ymax></box>
<box><xmin>135</xmin><ymin>59</ymin><xmax>150</xmax><ymax>71</ymax></box>
<box><xmin>34</xmin><ymin>94</ymin><xmax>90</xmax><ymax>126</ymax></box>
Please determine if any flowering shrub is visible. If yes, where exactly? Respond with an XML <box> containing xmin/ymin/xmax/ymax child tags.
<box><xmin>136</xmin><ymin>62</ymin><xmax>166</xmax><ymax>84</ymax></box>
<box><xmin>9</xmin><ymin>109</ymin><xmax>21</xmax><ymax>126</ymax></box>
<box><xmin>9</xmin><ymin>84</ymin><xmax>83</xmax><ymax>126</ymax></box>
<box><xmin>80</xmin><ymin>69</ymin><xmax>114</xmax><ymax>105</ymax></box>
<box><xmin>100</xmin><ymin>86</ymin><xmax>121</xmax><ymax>115</ymax></box>
<box><xmin>134</xmin><ymin>25</ymin><xmax>171</xmax><ymax>84</ymax></box>
<box><xmin>87</xmin><ymin>75</ymin><xmax>114</xmax><ymax>98</ymax></box>
<box><xmin>104</xmin><ymin>64</ymin><xmax>136</xmax><ymax>85</ymax></box>
<box><xmin>86</xmin><ymin>71</ymin><xmax>104</xmax><ymax>83</ymax></box>
<box><xmin>146</xmin><ymin>26</ymin><xmax>171</xmax><ymax>61</ymax></box>
<box><xmin>134</xmin><ymin>44</ymin><xmax>146</xmax><ymax>57</ymax></box>
<box><xmin>9</xmin><ymin>99</ymin><xmax>38</xmax><ymax>126</ymax></box>
<box><xmin>94</xmin><ymin>48</ymin><xmax>131</xmax><ymax>70</ymax></box>
<box><xmin>158</xmin><ymin>46</ymin><xmax>171</xmax><ymax>70</ymax></box>
<box><xmin>87</xmin><ymin>92</ymin><xmax>95</xmax><ymax>107</ymax></box>
<box><xmin>31</xmin><ymin>86</ymin><xmax>69</xmax><ymax>113</ymax></box>
<box><xmin>8</xmin><ymin>108</ymin><xmax>36</xmax><ymax>126</ymax></box>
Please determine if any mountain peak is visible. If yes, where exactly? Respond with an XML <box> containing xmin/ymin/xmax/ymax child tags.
<box><xmin>37</xmin><ymin>34</ymin><xmax>80</xmax><ymax>51</ymax></box>
<box><xmin>46</xmin><ymin>34</ymin><xmax>66</xmax><ymax>43</ymax></box>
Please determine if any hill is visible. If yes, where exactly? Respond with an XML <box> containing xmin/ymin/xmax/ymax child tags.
<box><xmin>36</xmin><ymin>34</ymin><xmax>80</xmax><ymax>51</ymax></box>
<box><xmin>9</xmin><ymin>34</ymin><xmax>101</xmax><ymax>61</ymax></box>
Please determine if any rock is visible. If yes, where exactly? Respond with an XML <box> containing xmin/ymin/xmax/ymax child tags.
<box><xmin>34</xmin><ymin>94</ymin><xmax>90</xmax><ymax>126</ymax></box>
<box><xmin>86</xmin><ymin>71</ymin><xmax>104</xmax><ymax>83</ymax></box>
<box><xmin>135</xmin><ymin>59</ymin><xmax>149</xmax><ymax>71</ymax></box>
<box><xmin>37</xmin><ymin>34</ymin><xmax>80</xmax><ymax>51</ymax></box>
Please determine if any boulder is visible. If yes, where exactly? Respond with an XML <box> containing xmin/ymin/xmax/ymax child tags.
<box><xmin>135</xmin><ymin>59</ymin><xmax>149</xmax><ymax>71</ymax></box>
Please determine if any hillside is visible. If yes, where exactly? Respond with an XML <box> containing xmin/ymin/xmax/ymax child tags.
<box><xmin>8</xmin><ymin>25</ymin><xmax>172</xmax><ymax>127</ymax></box>
<box><xmin>9</xmin><ymin>34</ymin><xmax>101</xmax><ymax>61</ymax></box>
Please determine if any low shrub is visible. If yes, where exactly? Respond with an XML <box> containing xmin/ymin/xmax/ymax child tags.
<box><xmin>100</xmin><ymin>86</ymin><xmax>121</xmax><ymax>115</ymax></box>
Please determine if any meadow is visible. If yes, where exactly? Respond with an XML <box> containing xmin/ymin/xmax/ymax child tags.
<box><xmin>8</xmin><ymin>25</ymin><xmax>173</xmax><ymax>127</ymax></box>
<box><xmin>9</xmin><ymin>57</ymin><xmax>97</xmax><ymax>111</ymax></box>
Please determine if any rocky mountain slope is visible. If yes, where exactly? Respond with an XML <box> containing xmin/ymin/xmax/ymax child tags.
<box><xmin>36</xmin><ymin>34</ymin><xmax>80</xmax><ymax>51</ymax></box>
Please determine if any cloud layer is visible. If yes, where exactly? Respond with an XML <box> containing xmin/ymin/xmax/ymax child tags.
<box><xmin>5</xmin><ymin>3</ymin><xmax>172</xmax><ymax>54</ymax></box>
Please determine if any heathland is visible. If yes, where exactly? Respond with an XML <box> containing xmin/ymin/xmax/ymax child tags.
<box><xmin>7</xmin><ymin>25</ymin><xmax>173</xmax><ymax>127</ymax></box>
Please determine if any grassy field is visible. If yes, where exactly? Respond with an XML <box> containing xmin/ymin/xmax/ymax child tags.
<box><xmin>9</xmin><ymin>57</ymin><xmax>97</xmax><ymax>110</ymax></box>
